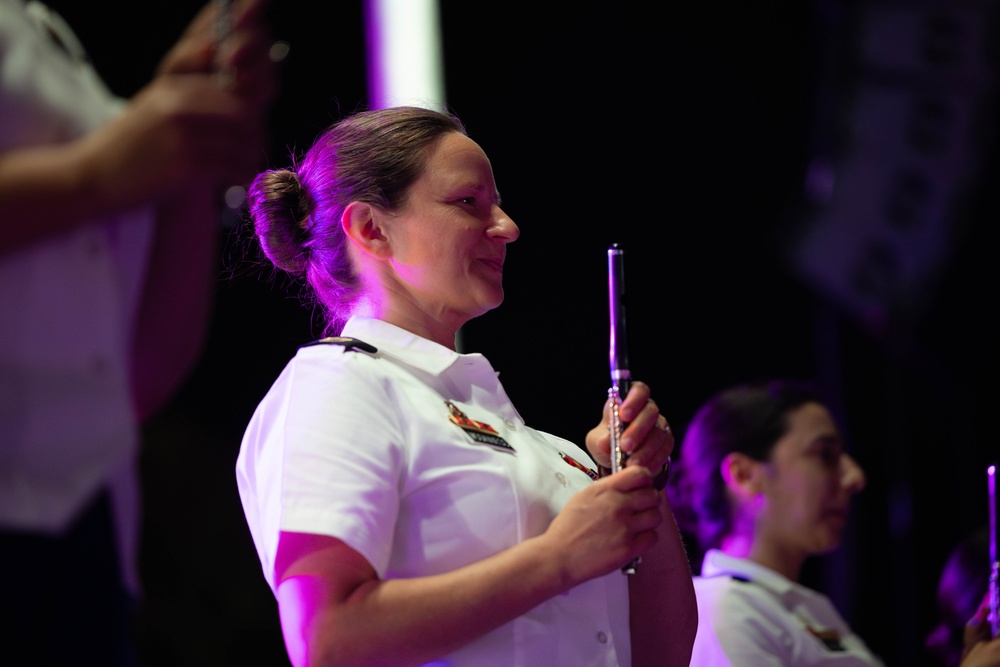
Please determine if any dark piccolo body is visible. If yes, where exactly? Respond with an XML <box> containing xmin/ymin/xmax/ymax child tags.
<box><xmin>608</xmin><ymin>243</ymin><xmax>638</xmax><ymax>575</ymax></box>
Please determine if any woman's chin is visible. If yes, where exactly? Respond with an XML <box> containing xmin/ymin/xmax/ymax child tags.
<box><xmin>815</xmin><ymin>527</ymin><xmax>845</xmax><ymax>553</ymax></box>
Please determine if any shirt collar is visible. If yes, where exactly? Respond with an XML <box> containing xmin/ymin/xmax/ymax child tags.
<box><xmin>340</xmin><ymin>315</ymin><xmax>474</xmax><ymax>377</ymax></box>
<box><xmin>700</xmin><ymin>548</ymin><xmax>797</xmax><ymax>598</ymax></box>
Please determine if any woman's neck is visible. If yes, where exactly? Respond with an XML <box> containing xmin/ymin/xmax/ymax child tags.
<box><xmin>352</xmin><ymin>300</ymin><xmax>461</xmax><ymax>351</ymax></box>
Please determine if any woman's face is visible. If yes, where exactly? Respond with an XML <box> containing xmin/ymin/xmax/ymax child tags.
<box><xmin>756</xmin><ymin>402</ymin><xmax>866</xmax><ymax>556</ymax></box>
<box><xmin>384</xmin><ymin>132</ymin><xmax>519</xmax><ymax>327</ymax></box>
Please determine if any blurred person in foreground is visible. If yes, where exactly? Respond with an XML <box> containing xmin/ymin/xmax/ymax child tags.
<box><xmin>0</xmin><ymin>0</ymin><xmax>278</xmax><ymax>663</ymax></box>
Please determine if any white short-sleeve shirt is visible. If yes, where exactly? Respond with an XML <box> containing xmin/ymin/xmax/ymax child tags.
<box><xmin>690</xmin><ymin>549</ymin><xmax>886</xmax><ymax>666</ymax></box>
<box><xmin>236</xmin><ymin>316</ymin><xmax>632</xmax><ymax>667</ymax></box>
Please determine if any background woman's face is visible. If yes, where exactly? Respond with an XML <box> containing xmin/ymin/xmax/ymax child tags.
<box><xmin>756</xmin><ymin>402</ymin><xmax>866</xmax><ymax>556</ymax></box>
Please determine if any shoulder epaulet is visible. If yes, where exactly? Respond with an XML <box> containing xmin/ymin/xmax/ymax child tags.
<box><xmin>300</xmin><ymin>337</ymin><xmax>378</xmax><ymax>353</ymax></box>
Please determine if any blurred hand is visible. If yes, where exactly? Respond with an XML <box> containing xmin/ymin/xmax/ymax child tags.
<box><xmin>960</xmin><ymin>595</ymin><xmax>1000</xmax><ymax>667</ymax></box>
<box><xmin>0</xmin><ymin>0</ymin><xmax>276</xmax><ymax>252</ymax></box>
<box><xmin>75</xmin><ymin>71</ymin><xmax>267</xmax><ymax>211</ymax></box>
<box><xmin>157</xmin><ymin>0</ymin><xmax>280</xmax><ymax>111</ymax></box>
<box><xmin>73</xmin><ymin>0</ymin><xmax>279</xmax><ymax>212</ymax></box>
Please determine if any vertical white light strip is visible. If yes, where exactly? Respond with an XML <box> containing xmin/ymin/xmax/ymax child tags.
<box><xmin>363</xmin><ymin>0</ymin><xmax>466</xmax><ymax>349</ymax></box>
<box><xmin>364</xmin><ymin>0</ymin><xmax>445</xmax><ymax>111</ymax></box>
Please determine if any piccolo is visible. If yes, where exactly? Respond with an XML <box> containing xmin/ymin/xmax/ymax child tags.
<box><xmin>608</xmin><ymin>243</ymin><xmax>639</xmax><ymax>575</ymax></box>
<box><xmin>989</xmin><ymin>463</ymin><xmax>998</xmax><ymax>638</ymax></box>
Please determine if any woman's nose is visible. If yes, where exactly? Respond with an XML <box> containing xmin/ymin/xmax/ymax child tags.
<box><xmin>842</xmin><ymin>453</ymin><xmax>866</xmax><ymax>493</ymax></box>
<box><xmin>491</xmin><ymin>206</ymin><xmax>519</xmax><ymax>242</ymax></box>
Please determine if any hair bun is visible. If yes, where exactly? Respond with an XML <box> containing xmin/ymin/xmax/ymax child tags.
<box><xmin>248</xmin><ymin>168</ymin><xmax>313</xmax><ymax>275</ymax></box>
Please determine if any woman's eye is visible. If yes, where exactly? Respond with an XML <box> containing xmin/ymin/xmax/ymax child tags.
<box><xmin>457</xmin><ymin>196</ymin><xmax>476</xmax><ymax>205</ymax></box>
<box><xmin>820</xmin><ymin>448</ymin><xmax>841</xmax><ymax>467</ymax></box>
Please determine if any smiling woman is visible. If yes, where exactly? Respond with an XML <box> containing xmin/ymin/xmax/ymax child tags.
<box><xmin>233</xmin><ymin>105</ymin><xmax>699</xmax><ymax>667</ymax></box>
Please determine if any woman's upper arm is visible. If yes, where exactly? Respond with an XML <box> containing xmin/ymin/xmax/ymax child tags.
<box><xmin>274</xmin><ymin>530</ymin><xmax>379</xmax><ymax>667</ymax></box>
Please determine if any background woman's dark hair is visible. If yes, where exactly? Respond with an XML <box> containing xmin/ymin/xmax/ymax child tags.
<box><xmin>246</xmin><ymin>106</ymin><xmax>467</xmax><ymax>335</ymax></box>
<box><xmin>666</xmin><ymin>378</ymin><xmax>826</xmax><ymax>563</ymax></box>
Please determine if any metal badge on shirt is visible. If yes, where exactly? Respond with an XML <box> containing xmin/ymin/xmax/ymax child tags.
<box><xmin>445</xmin><ymin>401</ymin><xmax>513</xmax><ymax>451</ymax></box>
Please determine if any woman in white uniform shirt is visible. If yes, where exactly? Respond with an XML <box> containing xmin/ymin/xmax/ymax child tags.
<box><xmin>235</xmin><ymin>105</ymin><xmax>698</xmax><ymax>667</ymax></box>
<box><xmin>665</xmin><ymin>379</ymin><xmax>1000</xmax><ymax>667</ymax></box>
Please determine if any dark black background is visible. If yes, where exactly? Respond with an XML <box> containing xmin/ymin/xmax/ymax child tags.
<box><xmin>44</xmin><ymin>1</ymin><xmax>999</xmax><ymax>665</ymax></box>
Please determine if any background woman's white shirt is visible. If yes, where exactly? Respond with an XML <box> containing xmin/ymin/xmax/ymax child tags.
<box><xmin>690</xmin><ymin>549</ymin><xmax>886</xmax><ymax>666</ymax></box>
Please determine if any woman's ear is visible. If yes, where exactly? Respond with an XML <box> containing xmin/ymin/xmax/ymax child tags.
<box><xmin>342</xmin><ymin>201</ymin><xmax>391</xmax><ymax>258</ymax></box>
<box><xmin>720</xmin><ymin>452</ymin><xmax>762</xmax><ymax>498</ymax></box>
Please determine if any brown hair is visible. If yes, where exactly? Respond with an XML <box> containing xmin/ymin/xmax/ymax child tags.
<box><xmin>247</xmin><ymin>106</ymin><xmax>467</xmax><ymax>334</ymax></box>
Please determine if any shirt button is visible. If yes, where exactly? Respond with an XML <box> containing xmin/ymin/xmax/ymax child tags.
<box><xmin>503</xmin><ymin>418</ymin><xmax>516</xmax><ymax>429</ymax></box>
<box><xmin>555</xmin><ymin>472</ymin><xmax>568</xmax><ymax>486</ymax></box>
<box><xmin>597</xmin><ymin>631</ymin><xmax>608</xmax><ymax>644</ymax></box>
